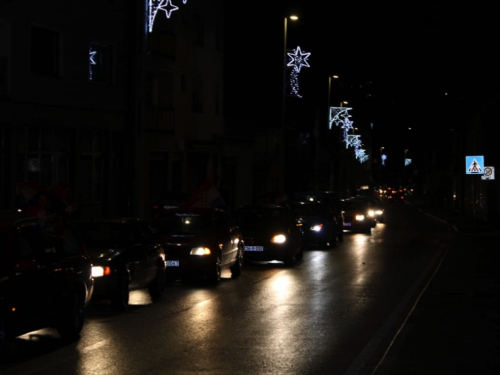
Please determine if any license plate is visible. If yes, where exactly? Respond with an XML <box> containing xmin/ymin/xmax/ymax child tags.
<box><xmin>343</xmin><ymin>222</ymin><xmax>351</xmax><ymax>227</ymax></box>
<box><xmin>167</xmin><ymin>260</ymin><xmax>179</xmax><ymax>267</ymax></box>
<box><xmin>244</xmin><ymin>246</ymin><xmax>264</xmax><ymax>252</ymax></box>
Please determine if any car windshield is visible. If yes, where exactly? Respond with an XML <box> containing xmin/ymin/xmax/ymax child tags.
<box><xmin>340</xmin><ymin>201</ymin><xmax>368</xmax><ymax>211</ymax></box>
<box><xmin>234</xmin><ymin>207</ymin><xmax>288</xmax><ymax>228</ymax></box>
<box><xmin>154</xmin><ymin>213</ymin><xmax>215</xmax><ymax>235</ymax></box>
<box><xmin>76</xmin><ymin>222</ymin><xmax>131</xmax><ymax>248</ymax></box>
<box><xmin>290</xmin><ymin>203</ymin><xmax>330</xmax><ymax>215</ymax></box>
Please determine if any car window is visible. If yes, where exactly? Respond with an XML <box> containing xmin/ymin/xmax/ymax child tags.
<box><xmin>76</xmin><ymin>222</ymin><xmax>130</xmax><ymax>248</ymax></box>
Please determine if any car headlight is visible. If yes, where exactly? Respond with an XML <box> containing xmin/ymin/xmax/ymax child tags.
<box><xmin>271</xmin><ymin>234</ymin><xmax>286</xmax><ymax>243</ymax></box>
<box><xmin>310</xmin><ymin>224</ymin><xmax>323</xmax><ymax>232</ymax></box>
<box><xmin>355</xmin><ymin>214</ymin><xmax>365</xmax><ymax>221</ymax></box>
<box><xmin>92</xmin><ymin>266</ymin><xmax>111</xmax><ymax>278</ymax></box>
<box><xmin>190</xmin><ymin>247</ymin><xmax>212</xmax><ymax>255</ymax></box>
<box><xmin>368</xmin><ymin>210</ymin><xmax>375</xmax><ymax>217</ymax></box>
<box><xmin>375</xmin><ymin>209</ymin><xmax>383</xmax><ymax>215</ymax></box>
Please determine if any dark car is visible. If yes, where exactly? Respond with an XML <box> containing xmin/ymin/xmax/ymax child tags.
<box><xmin>233</xmin><ymin>203</ymin><xmax>303</xmax><ymax>265</ymax></box>
<box><xmin>288</xmin><ymin>201</ymin><xmax>341</xmax><ymax>248</ymax></box>
<box><xmin>289</xmin><ymin>191</ymin><xmax>344</xmax><ymax>239</ymax></box>
<box><xmin>354</xmin><ymin>195</ymin><xmax>386</xmax><ymax>224</ymax></box>
<box><xmin>73</xmin><ymin>217</ymin><xmax>166</xmax><ymax>310</ymax></box>
<box><xmin>0</xmin><ymin>212</ymin><xmax>94</xmax><ymax>348</ymax></box>
<box><xmin>387</xmin><ymin>190</ymin><xmax>405</xmax><ymax>203</ymax></box>
<box><xmin>340</xmin><ymin>198</ymin><xmax>375</xmax><ymax>233</ymax></box>
<box><xmin>152</xmin><ymin>207</ymin><xmax>244</xmax><ymax>284</ymax></box>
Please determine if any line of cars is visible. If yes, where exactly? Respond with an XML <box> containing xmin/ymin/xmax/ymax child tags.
<box><xmin>0</xmin><ymin>191</ymin><xmax>384</xmax><ymax>349</ymax></box>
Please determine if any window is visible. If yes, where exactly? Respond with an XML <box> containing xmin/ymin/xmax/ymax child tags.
<box><xmin>192</xmin><ymin>78</ymin><xmax>203</xmax><ymax>113</ymax></box>
<box><xmin>89</xmin><ymin>42</ymin><xmax>111</xmax><ymax>83</ymax></box>
<box><xmin>147</xmin><ymin>31</ymin><xmax>175</xmax><ymax>58</ymax></box>
<box><xmin>193</xmin><ymin>14</ymin><xmax>204</xmax><ymax>46</ymax></box>
<box><xmin>150</xmin><ymin>72</ymin><xmax>174</xmax><ymax>109</ymax></box>
<box><xmin>30</xmin><ymin>26</ymin><xmax>60</xmax><ymax>77</ymax></box>
<box><xmin>0</xmin><ymin>56</ymin><xmax>8</xmax><ymax>97</ymax></box>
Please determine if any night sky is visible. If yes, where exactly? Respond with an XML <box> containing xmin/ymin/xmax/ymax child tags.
<box><xmin>224</xmin><ymin>1</ymin><xmax>499</xmax><ymax>172</ymax></box>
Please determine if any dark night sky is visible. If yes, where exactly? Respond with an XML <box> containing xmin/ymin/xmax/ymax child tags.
<box><xmin>223</xmin><ymin>1</ymin><xmax>499</xmax><ymax>171</ymax></box>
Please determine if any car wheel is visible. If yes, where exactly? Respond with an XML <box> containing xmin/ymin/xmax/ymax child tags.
<box><xmin>148</xmin><ymin>264</ymin><xmax>166</xmax><ymax>302</ymax></box>
<box><xmin>111</xmin><ymin>273</ymin><xmax>129</xmax><ymax>311</ymax></box>
<box><xmin>207</xmin><ymin>253</ymin><xmax>222</xmax><ymax>284</ymax></box>
<box><xmin>294</xmin><ymin>246</ymin><xmax>304</xmax><ymax>261</ymax></box>
<box><xmin>0</xmin><ymin>316</ymin><xmax>8</xmax><ymax>353</ymax></box>
<box><xmin>56</xmin><ymin>292</ymin><xmax>84</xmax><ymax>342</ymax></box>
<box><xmin>230</xmin><ymin>247</ymin><xmax>243</xmax><ymax>278</ymax></box>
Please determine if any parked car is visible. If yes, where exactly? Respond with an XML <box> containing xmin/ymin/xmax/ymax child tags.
<box><xmin>288</xmin><ymin>200</ymin><xmax>341</xmax><ymax>248</ymax></box>
<box><xmin>0</xmin><ymin>212</ymin><xmax>94</xmax><ymax>347</ymax></box>
<box><xmin>152</xmin><ymin>207</ymin><xmax>244</xmax><ymax>284</ymax></box>
<box><xmin>233</xmin><ymin>203</ymin><xmax>303</xmax><ymax>265</ymax></box>
<box><xmin>73</xmin><ymin>217</ymin><xmax>166</xmax><ymax>310</ymax></box>
<box><xmin>339</xmin><ymin>198</ymin><xmax>375</xmax><ymax>233</ymax></box>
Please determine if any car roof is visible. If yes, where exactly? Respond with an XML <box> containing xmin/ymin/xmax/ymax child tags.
<box><xmin>156</xmin><ymin>207</ymin><xmax>226</xmax><ymax>215</ymax></box>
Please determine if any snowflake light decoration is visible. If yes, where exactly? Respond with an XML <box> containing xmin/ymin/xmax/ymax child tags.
<box><xmin>405</xmin><ymin>158</ymin><xmax>412</xmax><ymax>166</ymax></box>
<box><xmin>149</xmin><ymin>0</ymin><xmax>188</xmax><ymax>33</ymax></box>
<box><xmin>329</xmin><ymin>107</ymin><xmax>352</xmax><ymax>129</ymax></box>
<box><xmin>381</xmin><ymin>154</ymin><xmax>387</xmax><ymax>166</ymax></box>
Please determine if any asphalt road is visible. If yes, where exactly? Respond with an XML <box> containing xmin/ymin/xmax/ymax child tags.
<box><xmin>0</xmin><ymin>202</ymin><xmax>456</xmax><ymax>375</ymax></box>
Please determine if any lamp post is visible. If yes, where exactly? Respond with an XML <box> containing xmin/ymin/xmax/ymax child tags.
<box><xmin>282</xmin><ymin>14</ymin><xmax>298</xmax><ymax>193</ymax></box>
<box><xmin>283</xmin><ymin>15</ymin><xmax>298</xmax><ymax>130</ymax></box>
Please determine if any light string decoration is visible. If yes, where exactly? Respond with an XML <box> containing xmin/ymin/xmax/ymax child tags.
<box><xmin>329</xmin><ymin>107</ymin><xmax>352</xmax><ymax>129</ymax></box>
<box><xmin>381</xmin><ymin>154</ymin><xmax>387</xmax><ymax>166</ymax></box>
<box><xmin>287</xmin><ymin>46</ymin><xmax>310</xmax><ymax>97</ymax></box>
<box><xmin>329</xmin><ymin>106</ymin><xmax>369</xmax><ymax>163</ymax></box>
<box><xmin>89</xmin><ymin>48</ymin><xmax>97</xmax><ymax>81</ymax></box>
<box><xmin>148</xmin><ymin>0</ymin><xmax>188</xmax><ymax>33</ymax></box>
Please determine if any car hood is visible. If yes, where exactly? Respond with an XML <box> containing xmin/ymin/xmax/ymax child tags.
<box><xmin>86</xmin><ymin>247</ymin><xmax>125</xmax><ymax>261</ymax></box>
<box><xmin>156</xmin><ymin>233</ymin><xmax>219</xmax><ymax>247</ymax></box>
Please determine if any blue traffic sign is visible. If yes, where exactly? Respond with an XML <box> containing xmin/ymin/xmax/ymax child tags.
<box><xmin>465</xmin><ymin>155</ymin><xmax>484</xmax><ymax>175</ymax></box>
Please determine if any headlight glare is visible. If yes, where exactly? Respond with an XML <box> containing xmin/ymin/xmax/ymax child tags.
<box><xmin>355</xmin><ymin>214</ymin><xmax>365</xmax><ymax>221</ymax></box>
<box><xmin>190</xmin><ymin>247</ymin><xmax>211</xmax><ymax>255</ymax></box>
<box><xmin>271</xmin><ymin>234</ymin><xmax>286</xmax><ymax>243</ymax></box>
<box><xmin>311</xmin><ymin>224</ymin><xmax>323</xmax><ymax>232</ymax></box>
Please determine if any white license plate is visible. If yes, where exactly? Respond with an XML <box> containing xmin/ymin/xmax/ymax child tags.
<box><xmin>343</xmin><ymin>222</ymin><xmax>351</xmax><ymax>227</ymax></box>
<box><xmin>245</xmin><ymin>246</ymin><xmax>264</xmax><ymax>252</ymax></box>
<box><xmin>167</xmin><ymin>260</ymin><xmax>180</xmax><ymax>267</ymax></box>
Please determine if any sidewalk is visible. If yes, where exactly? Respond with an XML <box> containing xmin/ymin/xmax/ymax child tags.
<box><xmin>371</xmin><ymin>194</ymin><xmax>500</xmax><ymax>374</ymax></box>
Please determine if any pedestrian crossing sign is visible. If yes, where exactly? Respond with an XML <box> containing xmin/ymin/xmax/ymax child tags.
<box><xmin>465</xmin><ymin>155</ymin><xmax>484</xmax><ymax>175</ymax></box>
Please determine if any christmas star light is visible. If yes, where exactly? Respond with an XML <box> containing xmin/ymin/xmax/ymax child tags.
<box><xmin>287</xmin><ymin>46</ymin><xmax>311</xmax><ymax>73</ymax></box>
<box><xmin>149</xmin><ymin>0</ymin><xmax>187</xmax><ymax>32</ymax></box>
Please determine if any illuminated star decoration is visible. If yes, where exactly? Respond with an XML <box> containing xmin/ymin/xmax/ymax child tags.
<box><xmin>405</xmin><ymin>158</ymin><xmax>412</xmax><ymax>166</ymax></box>
<box><xmin>149</xmin><ymin>0</ymin><xmax>187</xmax><ymax>33</ymax></box>
<box><xmin>329</xmin><ymin>107</ymin><xmax>352</xmax><ymax>129</ymax></box>
<box><xmin>89</xmin><ymin>48</ymin><xmax>97</xmax><ymax>80</ymax></box>
<box><xmin>287</xmin><ymin>46</ymin><xmax>310</xmax><ymax>97</ymax></box>
<box><xmin>287</xmin><ymin>46</ymin><xmax>310</xmax><ymax>73</ymax></box>
<box><xmin>381</xmin><ymin>154</ymin><xmax>387</xmax><ymax>166</ymax></box>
